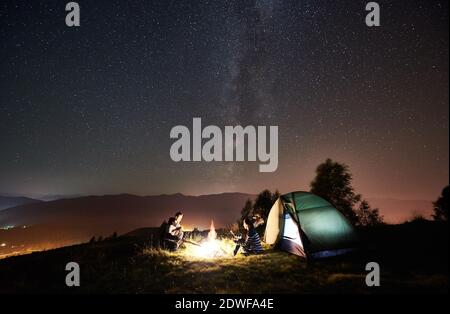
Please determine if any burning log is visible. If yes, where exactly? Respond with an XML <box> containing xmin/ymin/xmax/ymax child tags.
<box><xmin>182</xmin><ymin>239</ymin><xmax>201</xmax><ymax>247</ymax></box>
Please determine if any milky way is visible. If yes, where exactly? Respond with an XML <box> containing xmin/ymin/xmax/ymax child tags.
<box><xmin>0</xmin><ymin>0</ymin><xmax>448</xmax><ymax>200</ymax></box>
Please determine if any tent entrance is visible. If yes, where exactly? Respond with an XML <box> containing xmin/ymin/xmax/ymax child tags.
<box><xmin>278</xmin><ymin>212</ymin><xmax>305</xmax><ymax>257</ymax></box>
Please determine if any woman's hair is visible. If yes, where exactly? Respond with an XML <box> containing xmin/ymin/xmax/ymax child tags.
<box><xmin>175</xmin><ymin>211</ymin><xmax>183</xmax><ymax>217</ymax></box>
<box><xmin>243</xmin><ymin>215</ymin><xmax>265</xmax><ymax>229</ymax></box>
<box><xmin>243</xmin><ymin>217</ymin><xmax>255</xmax><ymax>229</ymax></box>
<box><xmin>168</xmin><ymin>217</ymin><xmax>176</xmax><ymax>225</ymax></box>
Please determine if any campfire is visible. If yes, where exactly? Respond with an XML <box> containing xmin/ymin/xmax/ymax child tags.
<box><xmin>185</xmin><ymin>220</ymin><xmax>234</xmax><ymax>259</ymax></box>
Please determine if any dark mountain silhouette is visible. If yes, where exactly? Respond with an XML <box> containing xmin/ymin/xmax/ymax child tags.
<box><xmin>0</xmin><ymin>192</ymin><xmax>254</xmax><ymax>243</ymax></box>
<box><xmin>0</xmin><ymin>193</ymin><xmax>433</xmax><ymax>233</ymax></box>
<box><xmin>0</xmin><ymin>196</ymin><xmax>42</xmax><ymax>211</ymax></box>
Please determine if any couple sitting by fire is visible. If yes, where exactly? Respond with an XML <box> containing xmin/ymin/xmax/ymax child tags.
<box><xmin>162</xmin><ymin>211</ymin><xmax>264</xmax><ymax>256</ymax></box>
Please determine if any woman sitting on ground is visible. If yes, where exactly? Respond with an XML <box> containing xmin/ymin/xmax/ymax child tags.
<box><xmin>233</xmin><ymin>217</ymin><xmax>264</xmax><ymax>256</ymax></box>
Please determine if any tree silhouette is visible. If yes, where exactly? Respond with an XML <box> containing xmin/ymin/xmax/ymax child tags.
<box><xmin>252</xmin><ymin>189</ymin><xmax>279</xmax><ymax>234</ymax></box>
<box><xmin>310</xmin><ymin>158</ymin><xmax>361</xmax><ymax>225</ymax></box>
<box><xmin>355</xmin><ymin>199</ymin><xmax>384</xmax><ymax>226</ymax></box>
<box><xmin>253</xmin><ymin>189</ymin><xmax>280</xmax><ymax>219</ymax></box>
<box><xmin>239</xmin><ymin>189</ymin><xmax>280</xmax><ymax>235</ymax></box>
<box><xmin>239</xmin><ymin>199</ymin><xmax>253</xmax><ymax>225</ymax></box>
<box><xmin>433</xmin><ymin>186</ymin><xmax>449</xmax><ymax>222</ymax></box>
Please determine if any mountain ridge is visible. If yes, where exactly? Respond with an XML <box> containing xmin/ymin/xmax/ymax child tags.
<box><xmin>0</xmin><ymin>196</ymin><xmax>43</xmax><ymax>211</ymax></box>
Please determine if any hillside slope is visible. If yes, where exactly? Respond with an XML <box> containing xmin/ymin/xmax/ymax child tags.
<box><xmin>0</xmin><ymin>221</ymin><xmax>447</xmax><ymax>293</ymax></box>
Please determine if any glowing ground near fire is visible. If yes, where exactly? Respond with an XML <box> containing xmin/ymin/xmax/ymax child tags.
<box><xmin>182</xmin><ymin>221</ymin><xmax>236</xmax><ymax>259</ymax></box>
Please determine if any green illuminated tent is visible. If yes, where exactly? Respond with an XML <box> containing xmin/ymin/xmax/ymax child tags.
<box><xmin>264</xmin><ymin>191</ymin><xmax>358</xmax><ymax>259</ymax></box>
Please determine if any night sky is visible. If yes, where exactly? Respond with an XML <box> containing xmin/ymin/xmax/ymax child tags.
<box><xmin>0</xmin><ymin>0</ymin><xmax>448</xmax><ymax>200</ymax></box>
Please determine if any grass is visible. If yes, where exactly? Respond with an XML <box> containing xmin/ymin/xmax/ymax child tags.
<box><xmin>0</xmin><ymin>221</ymin><xmax>448</xmax><ymax>294</ymax></box>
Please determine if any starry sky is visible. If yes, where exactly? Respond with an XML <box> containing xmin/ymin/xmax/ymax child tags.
<box><xmin>0</xmin><ymin>0</ymin><xmax>448</xmax><ymax>200</ymax></box>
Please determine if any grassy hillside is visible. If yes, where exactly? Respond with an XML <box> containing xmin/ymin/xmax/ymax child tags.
<box><xmin>0</xmin><ymin>221</ymin><xmax>447</xmax><ymax>294</ymax></box>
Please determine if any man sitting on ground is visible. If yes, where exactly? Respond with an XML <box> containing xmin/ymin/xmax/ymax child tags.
<box><xmin>164</xmin><ymin>212</ymin><xmax>184</xmax><ymax>251</ymax></box>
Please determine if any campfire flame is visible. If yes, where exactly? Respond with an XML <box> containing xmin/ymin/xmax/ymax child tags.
<box><xmin>208</xmin><ymin>220</ymin><xmax>216</xmax><ymax>241</ymax></box>
<box><xmin>187</xmin><ymin>220</ymin><xmax>232</xmax><ymax>259</ymax></box>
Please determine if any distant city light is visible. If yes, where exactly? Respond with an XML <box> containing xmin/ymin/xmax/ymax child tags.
<box><xmin>1</xmin><ymin>225</ymin><xmax>15</xmax><ymax>230</ymax></box>
<box><xmin>0</xmin><ymin>243</ymin><xmax>6</xmax><ymax>247</ymax></box>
